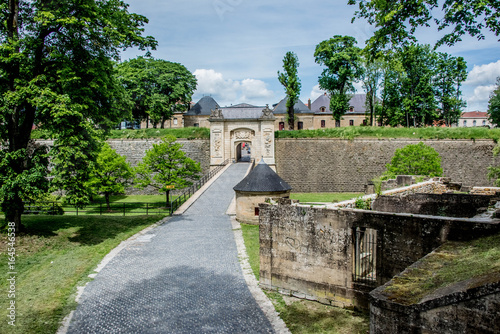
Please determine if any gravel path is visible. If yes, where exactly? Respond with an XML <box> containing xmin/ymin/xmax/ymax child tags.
<box><xmin>66</xmin><ymin>163</ymin><xmax>275</xmax><ymax>333</ymax></box>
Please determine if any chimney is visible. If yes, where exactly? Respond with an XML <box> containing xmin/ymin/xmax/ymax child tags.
<box><xmin>308</xmin><ymin>98</ymin><xmax>311</xmax><ymax>110</ymax></box>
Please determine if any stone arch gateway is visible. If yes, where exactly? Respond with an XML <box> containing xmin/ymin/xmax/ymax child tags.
<box><xmin>209</xmin><ymin>105</ymin><xmax>276</xmax><ymax>168</ymax></box>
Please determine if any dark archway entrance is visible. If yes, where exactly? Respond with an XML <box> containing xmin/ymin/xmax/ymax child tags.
<box><xmin>236</xmin><ymin>142</ymin><xmax>251</xmax><ymax>162</ymax></box>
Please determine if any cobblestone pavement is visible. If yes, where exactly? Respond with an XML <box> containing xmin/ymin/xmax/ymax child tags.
<box><xmin>67</xmin><ymin>163</ymin><xmax>275</xmax><ymax>333</ymax></box>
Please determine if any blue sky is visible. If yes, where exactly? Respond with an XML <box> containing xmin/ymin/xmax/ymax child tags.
<box><xmin>121</xmin><ymin>0</ymin><xmax>500</xmax><ymax>112</ymax></box>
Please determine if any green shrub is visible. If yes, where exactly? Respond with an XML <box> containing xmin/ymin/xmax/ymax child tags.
<box><xmin>383</xmin><ymin>142</ymin><xmax>443</xmax><ymax>178</ymax></box>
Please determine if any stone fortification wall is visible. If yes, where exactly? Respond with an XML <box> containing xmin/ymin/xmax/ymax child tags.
<box><xmin>275</xmin><ymin>138</ymin><xmax>497</xmax><ymax>192</ymax></box>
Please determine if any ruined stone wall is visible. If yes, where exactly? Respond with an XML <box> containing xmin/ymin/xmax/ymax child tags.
<box><xmin>370</xmin><ymin>273</ymin><xmax>500</xmax><ymax>333</ymax></box>
<box><xmin>259</xmin><ymin>200</ymin><xmax>500</xmax><ymax>308</ymax></box>
<box><xmin>275</xmin><ymin>138</ymin><xmax>497</xmax><ymax>192</ymax></box>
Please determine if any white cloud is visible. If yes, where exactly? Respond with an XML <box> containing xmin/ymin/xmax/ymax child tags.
<box><xmin>193</xmin><ymin>69</ymin><xmax>275</xmax><ymax>105</ymax></box>
<box><xmin>465</xmin><ymin>60</ymin><xmax>500</xmax><ymax>86</ymax></box>
<box><xmin>468</xmin><ymin>85</ymin><xmax>496</xmax><ymax>103</ymax></box>
<box><xmin>310</xmin><ymin>85</ymin><xmax>325</xmax><ymax>101</ymax></box>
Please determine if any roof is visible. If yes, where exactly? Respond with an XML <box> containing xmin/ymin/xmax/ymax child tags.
<box><xmin>185</xmin><ymin>96</ymin><xmax>219</xmax><ymax>116</ymax></box>
<box><xmin>229</xmin><ymin>103</ymin><xmax>260</xmax><ymax>108</ymax></box>
<box><xmin>310</xmin><ymin>93</ymin><xmax>378</xmax><ymax>114</ymax></box>
<box><xmin>461</xmin><ymin>111</ymin><xmax>488</xmax><ymax>119</ymax></box>
<box><xmin>273</xmin><ymin>97</ymin><xmax>311</xmax><ymax>114</ymax></box>
<box><xmin>221</xmin><ymin>107</ymin><xmax>263</xmax><ymax>119</ymax></box>
<box><xmin>233</xmin><ymin>160</ymin><xmax>292</xmax><ymax>193</ymax></box>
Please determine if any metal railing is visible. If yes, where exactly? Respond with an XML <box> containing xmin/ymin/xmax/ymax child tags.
<box><xmin>169</xmin><ymin>159</ymin><xmax>231</xmax><ymax>214</ymax></box>
<box><xmin>22</xmin><ymin>202</ymin><xmax>169</xmax><ymax>216</ymax></box>
<box><xmin>353</xmin><ymin>227</ymin><xmax>378</xmax><ymax>283</ymax></box>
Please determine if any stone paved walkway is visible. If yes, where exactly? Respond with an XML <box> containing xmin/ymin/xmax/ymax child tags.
<box><xmin>66</xmin><ymin>163</ymin><xmax>275</xmax><ymax>333</ymax></box>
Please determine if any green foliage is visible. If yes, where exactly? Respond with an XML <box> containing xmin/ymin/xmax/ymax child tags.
<box><xmin>383</xmin><ymin>142</ymin><xmax>443</xmax><ymax>178</ymax></box>
<box><xmin>274</xmin><ymin>126</ymin><xmax>500</xmax><ymax>141</ymax></box>
<box><xmin>87</xmin><ymin>143</ymin><xmax>134</xmax><ymax>209</ymax></box>
<box><xmin>0</xmin><ymin>215</ymin><xmax>163</xmax><ymax>334</ymax></box>
<box><xmin>241</xmin><ymin>224</ymin><xmax>260</xmax><ymax>280</ymax></box>
<box><xmin>314</xmin><ymin>35</ymin><xmax>363</xmax><ymax>121</ymax></box>
<box><xmin>488</xmin><ymin>78</ymin><xmax>500</xmax><ymax>127</ymax></box>
<box><xmin>348</xmin><ymin>0</ymin><xmax>500</xmax><ymax>51</ymax></box>
<box><xmin>115</xmin><ymin>57</ymin><xmax>197</xmax><ymax>128</ymax></box>
<box><xmin>354</xmin><ymin>197</ymin><xmax>372</xmax><ymax>210</ymax></box>
<box><xmin>135</xmin><ymin>135</ymin><xmax>201</xmax><ymax>204</ymax></box>
<box><xmin>0</xmin><ymin>0</ymin><xmax>156</xmax><ymax>228</ymax></box>
<box><xmin>107</xmin><ymin>127</ymin><xmax>210</xmax><ymax>139</ymax></box>
<box><xmin>278</xmin><ymin>51</ymin><xmax>301</xmax><ymax>130</ymax></box>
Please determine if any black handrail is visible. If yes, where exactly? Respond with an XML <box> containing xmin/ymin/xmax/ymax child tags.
<box><xmin>169</xmin><ymin>159</ymin><xmax>231</xmax><ymax>215</ymax></box>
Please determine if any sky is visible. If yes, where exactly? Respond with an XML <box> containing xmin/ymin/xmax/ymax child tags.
<box><xmin>120</xmin><ymin>0</ymin><xmax>500</xmax><ymax>112</ymax></box>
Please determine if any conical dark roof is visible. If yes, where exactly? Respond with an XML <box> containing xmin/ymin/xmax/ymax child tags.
<box><xmin>185</xmin><ymin>96</ymin><xmax>219</xmax><ymax>116</ymax></box>
<box><xmin>233</xmin><ymin>160</ymin><xmax>292</xmax><ymax>192</ymax></box>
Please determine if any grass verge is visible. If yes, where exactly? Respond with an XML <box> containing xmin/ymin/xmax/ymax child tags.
<box><xmin>383</xmin><ymin>231</ymin><xmax>500</xmax><ymax>305</ymax></box>
<box><xmin>0</xmin><ymin>215</ymin><xmax>165</xmax><ymax>333</ymax></box>
<box><xmin>240</xmin><ymin>223</ymin><xmax>369</xmax><ymax>333</ymax></box>
<box><xmin>290</xmin><ymin>192</ymin><xmax>363</xmax><ymax>203</ymax></box>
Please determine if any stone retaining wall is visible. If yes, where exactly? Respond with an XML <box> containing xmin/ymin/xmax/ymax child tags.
<box><xmin>275</xmin><ymin>138</ymin><xmax>497</xmax><ymax>192</ymax></box>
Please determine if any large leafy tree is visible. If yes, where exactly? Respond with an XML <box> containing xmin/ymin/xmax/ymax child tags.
<box><xmin>488</xmin><ymin>78</ymin><xmax>500</xmax><ymax>127</ymax></box>
<box><xmin>277</xmin><ymin>51</ymin><xmax>301</xmax><ymax>130</ymax></box>
<box><xmin>360</xmin><ymin>54</ymin><xmax>384</xmax><ymax>126</ymax></box>
<box><xmin>87</xmin><ymin>143</ymin><xmax>133</xmax><ymax>211</ymax></box>
<box><xmin>115</xmin><ymin>57</ymin><xmax>197</xmax><ymax>128</ymax></box>
<box><xmin>0</xmin><ymin>0</ymin><xmax>156</xmax><ymax>230</ymax></box>
<box><xmin>399</xmin><ymin>44</ymin><xmax>438</xmax><ymax>127</ymax></box>
<box><xmin>435</xmin><ymin>53</ymin><xmax>467</xmax><ymax>126</ymax></box>
<box><xmin>135</xmin><ymin>135</ymin><xmax>201</xmax><ymax>205</ymax></box>
<box><xmin>314</xmin><ymin>35</ymin><xmax>363</xmax><ymax>121</ymax></box>
<box><xmin>348</xmin><ymin>0</ymin><xmax>500</xmax><ymax>51</ymax></box>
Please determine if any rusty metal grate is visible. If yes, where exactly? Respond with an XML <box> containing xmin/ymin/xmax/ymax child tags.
<box><xmin>353</xmin><ymin>227</ymin><xmax>377</xmax><ymax>283</ymax></box>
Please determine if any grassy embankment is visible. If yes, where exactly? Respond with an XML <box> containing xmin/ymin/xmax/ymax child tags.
<box><xmin>290</xmin><ymin>192</ymin><xmax>363</xmax><ymax>204</ymax></box>
<box><xmin>0</xmin><ymin>215</ymin><xmax>165</xmax><ymax>334</ymax></box>
<box><xmin>383</xmin><ymin>231</ymin><xmax>500</xmax><ymax>305</ymax></box>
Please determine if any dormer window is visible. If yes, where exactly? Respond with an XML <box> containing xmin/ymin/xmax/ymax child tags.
<box><xmin>349</xmin><ymin>106</ymin><xmax>354</xmax><ymax>112</ymax></box>
<box><xmin>320</xmin><ymin>106</ymin><xmax>326</xmax><ymax>112</ymax></box>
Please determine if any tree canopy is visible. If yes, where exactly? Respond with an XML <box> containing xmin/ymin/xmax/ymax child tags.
<box><xmin>488</xmin><ymin>78</ymin><xmax>500</xmax><ymax>127</ymax></box>
<box><xmin>0</xmin><ymin>0</ymin><xmax>156</xmax><ymax>229</ymax></box>
<box><xmin>348</xmin><ymin>0</ymin><xmax>500</xmax><ymax>51</ymax></box>
<box><xmin>115</xmin><ymin>57</ymin><xmax>197</xmax><ymax>128</ymax></box>
<box><xmin>383</xmin><ymin>142</ymin><xmax>443</xmax><ymax>179</ymax></box>
<box><xmin>278</xmin><ymin>52</ymin><xmax>301</xmax><ymax>130</ymax></box>
<box><xmin>314</xmin><ymin>35</ymin><xmax>363</xmax><ymax>121</ymax></box>
<box><xmin>135</xmin><ymin>135</ymin><xmax>201</xmax><ymax>205</ymax></box>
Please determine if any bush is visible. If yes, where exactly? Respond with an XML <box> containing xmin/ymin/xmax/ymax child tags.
<box><xmin>383</xmin><ymin>142</ymin><xmax>443</xmax><ymax>178</ymax></box>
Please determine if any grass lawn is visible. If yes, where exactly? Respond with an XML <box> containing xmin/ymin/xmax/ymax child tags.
<box><xmin>0</xmin><ymin>215</ymin><xmax>165</xmax><ymax>334</ymax></box>
<box><xmin>240</xmin><ymin>223</ymin><xmax>369</xmax><ymax>334</ymax></box>
<box><xmin>290</xmin><ymin>192</ymin><xmax>363</xmax><ymax>203</ymax></box>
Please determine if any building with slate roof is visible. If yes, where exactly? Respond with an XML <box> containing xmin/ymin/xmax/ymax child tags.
<box><xmin>454</xmin><ymin>111</ymin><xmax>492</xmax><ymax>128</ymax></box>
<box><xmin>233</xmin><ymin>160</ymin><xmax>292</xmax><ymax>224</ymax></box>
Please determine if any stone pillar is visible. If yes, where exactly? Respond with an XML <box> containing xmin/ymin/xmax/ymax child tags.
<box><xmin>259</xmin><ymin>105</ymin><xmax>276</xmax><ymax>168</ymax></box>
<box><xmin>209</xmin><ymin>108</ymin><xmax>225</xmax><ymax>168</ymax></box>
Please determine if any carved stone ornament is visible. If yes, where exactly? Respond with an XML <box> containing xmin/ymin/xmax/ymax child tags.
<box><xmin>264</xmin><ymin>132</ymin><xmax>272</xmax><ymax>156</ymax></box>
<box><xmin>260</xmin><ymin>104</ymin><xmax>275</xmax><ymax>119</ymax></box>
<box><xmin>210</xmin><ymin>107</ymin><xmax>224</xmax><ymax>119</ymax></box>
<box><xmin>235</xmin><ymin>130</ymin><xmax>252</xmax><ymax>140</ymax></box>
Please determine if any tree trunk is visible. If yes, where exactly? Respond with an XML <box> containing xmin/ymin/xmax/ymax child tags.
<box><xmin>287</xmin><ymin>106</ymin><xmax>294</xmax><ymax>130</ymax></box>
<box><xmin>105</xmin><ymin>193</ymin><xmax>111</xmax><ymax>211</ymax></box>
<box><xmin>166</xmin><ymin>190</ymin><xmax>170</xmax><ymax>207</ymax></box>
<box><xmin>5</xmin><ymin>194</ymin><xmax>26</xmax><ymax>233</ymax></box>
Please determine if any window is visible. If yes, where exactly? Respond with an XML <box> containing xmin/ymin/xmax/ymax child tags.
<box><xmin>321</xmin><ymin>120</ymin><xmax>326</xmax><ymax>128</ymax></box>
<box><xmin>335</xmin><ymin>120</ymin><xmax>340</xmax><ymax>128</ymax></box>
<box><xmin>173</xmin><ymin>118</ymin><xmax>178</xmax><ymax>125</ymax></box>
<box><xmin>298</xmin><ymin>121</ymin><xmax>303</xmax><ymax>130</ymax></box>
<box><xmin>463</xmin><ymin>120</ymin><xmax>467</xmax><ymax>127</ymax></box>
<box><xmin>353</xmin><ymin>227</ymin><xmax>377</xmax><ymax>283</ymax></box>
<box><xmin>254</xmin><ymin>207</ymin><xmax>260</xmax><ymax>216</ymax></box>
<box><xmin>473</xmin><ymin>120</ymin><xmax>477</xmax><ymax>126</ymax></box>
<box><xmin>320</xmin><ymin>106</ymin><xmax>326</xmax><ymax>112</ymax></box>
<box><xmin>279</xmin><ymin>122</ymin><xmax>285</xmax><ymax>130</ymax></box>
<box><xmin>483</xmin><ymin>120</ymin><xmax>487</xmax><ymax>126</ymax></box>
<box><xmin>349</xmin><ymin>120</ymin><xmax>354</xmax><ymax>126</ymax></box>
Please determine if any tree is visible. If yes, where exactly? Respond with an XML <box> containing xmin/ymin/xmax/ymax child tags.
<box><xmin>488</xmin><ymin>78</ymin><xmax>500</xmax><ymax>127</ymax></box>
<box><xmin>435</xmin><ymin>53</ymin><xmax>467</xmax><ymax>126</ymax></box>
<box><xmin>115</xmin><ymin>57</ymin><xmax>197</xmax><ymax>128</ymax></box>
<box><xmin>0</xmin><ymin>1</ymin><xmax>156</xmax><ymax>230</ymax></box>
<box><xmin>383</xmin><ymin>142</ymin><xmax>443</xmax><ymax>179</ymax></box>
<box><xmin>277</xmin><ymin>52</ymin><xmax>301</xmax><ymax>130</ymax></box>
<box><xmin>360</xmin><ymin>54</ymin><xmax>384</xmax><ymax>126</ymax></box>
<box><xmin>135</xmin><ymin>135</ymin><xmax>201</xmax><ymax>205</ymax></box>
<box><xmin>348</xmin><ymin>0</ymin><xmax>500</xmax><ymax>51</ymax></box>
<box><xmin>314</xmin><ymin>36</ymin><xmax>363</xmax><ymax>121</ymax></box>
<box><xmin>86</xmin><ymin>143</ymin><xmax>133</xmax><ymax>211</ymax></box>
